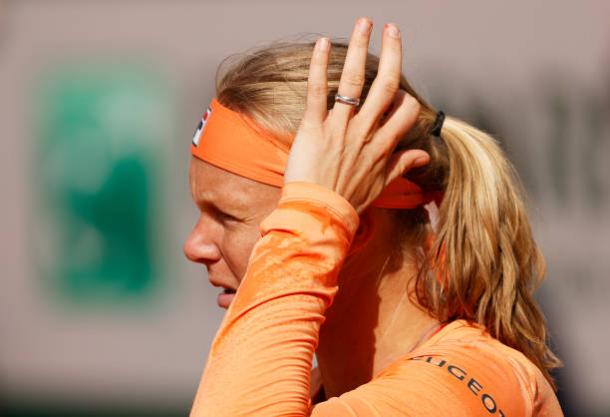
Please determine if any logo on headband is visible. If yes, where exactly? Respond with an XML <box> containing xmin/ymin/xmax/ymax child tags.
<box><xmin>192</xmin><ymin>107</ymin><xmax>212</xmax><ymax>147</ymax></box>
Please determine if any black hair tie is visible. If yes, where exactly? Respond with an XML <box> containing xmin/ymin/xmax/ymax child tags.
<box><xmin>431</xmin><ymin>110</ymin><xmax>445</xmax><ymax>137</ymax></box>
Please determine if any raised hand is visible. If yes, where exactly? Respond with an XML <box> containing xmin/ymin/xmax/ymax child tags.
<box><xmin>284</xmin><ymin>17</ymin><xmax>430</xmax><ymax>214</ymax></box>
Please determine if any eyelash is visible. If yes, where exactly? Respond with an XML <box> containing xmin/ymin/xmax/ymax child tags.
<box><xmin>195</xmin><ymin>202</ymin><xmax>242</xmax><ymax>224</ymax></box>
<box><xmin>212</xmin><ymin>207</ymin><xmax>240</xmax><ymax>223</ymax></box>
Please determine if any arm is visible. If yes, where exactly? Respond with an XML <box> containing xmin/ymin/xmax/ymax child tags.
<box><xmin>190</xmin><ymin>181</ymin><xmax>359</xmax><ymax>417</ymax></box>
<box><xmin>192</xmin><ymin>19</ymin><xmax>429</xmax><ymax>417</ymax></box>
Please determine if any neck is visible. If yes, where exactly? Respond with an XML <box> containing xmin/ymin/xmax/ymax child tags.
<box><xmin>316</xmin><ymin>209</ymin><xmax>440</xmax><ymax>398</ymax></box>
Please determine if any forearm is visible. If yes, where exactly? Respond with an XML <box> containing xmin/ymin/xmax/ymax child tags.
<box><xmin>190</xmin><ymin>182</ymin><xmax>359</xmax><ymax>417</ymax></box>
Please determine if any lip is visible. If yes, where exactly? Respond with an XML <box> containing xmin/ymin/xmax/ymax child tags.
<box><xmin>217</xmin><ymin>291</ymin><xmax>236</xmax><ymax>309</ymax></box>
<box><xmin>208</xmin><ymin>277</ymin><xmax>237</xmax><ymax>291</ymax></box>
<box><xmin>209</xmin><ymin>278</ymin><xmax>237</xmax><ymax>309</ymax></box>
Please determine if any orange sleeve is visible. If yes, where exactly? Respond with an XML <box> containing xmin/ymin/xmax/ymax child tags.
<box><xmin>189</xmin><ymin>181</ymin><xmax>359</xmax><ymax>417</ymax></box>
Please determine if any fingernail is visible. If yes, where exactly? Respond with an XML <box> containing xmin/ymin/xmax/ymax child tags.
<box><xmin>386</xmin><ymin>23</ymin><xmax>400</xmax><ymax>38</ymax></box>
<box><xmin>358</xmin><ymin>18</ymin><xmax>372</xmax><ymax>34</ymax></box>
<box><xmin>317</xmin><ymin>37</ymin><xmax>329</xmax><ymax>51</ymax></box>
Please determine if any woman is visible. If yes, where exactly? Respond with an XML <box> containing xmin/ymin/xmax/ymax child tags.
<box><xmin>184</xmin><ymin>17</ymin><xmax>563</xmax><ymax>416</ymax></box>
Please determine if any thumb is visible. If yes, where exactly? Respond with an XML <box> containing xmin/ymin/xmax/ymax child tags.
<box><xmin>385</xmin><ymin>149</ymin><xmax>430</xmax><ymax>186</ymax></box>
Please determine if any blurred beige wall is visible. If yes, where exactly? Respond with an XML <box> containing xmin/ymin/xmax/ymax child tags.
<box><xmin>1</xmin><ymin>0</ymin><xmax>609</xmax><ymax>415</ymax></box>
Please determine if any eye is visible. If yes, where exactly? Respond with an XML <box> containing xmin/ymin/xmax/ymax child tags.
<box><xmin>211</xmin><ymin>206</ymin><xmax>242</xmax><ymax>223</ymax></box>
<box><xmin>195</xmin><ymin>199</ymin><xmax>244</xmax><ymax>224</ymax></box>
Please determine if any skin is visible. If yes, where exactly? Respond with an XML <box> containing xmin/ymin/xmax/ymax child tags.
<box><xmin>185</xmin><ymin>17</ymin><xmax>440</xmax><ymax>399</ymax></box>
<box><xmin>184</xmin><ymin>159</ymin><xmax>280</xmax><ymax>292</ymax></box>
<box><xmin>184</xmin><ymin>158</ymin><xmax>440</xmax><ymax>398</ymax></box>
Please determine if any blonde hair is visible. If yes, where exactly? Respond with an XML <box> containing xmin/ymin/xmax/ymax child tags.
<box><xmin>214</xmin><ymin>40</ymin><xmax>562</xmax><ymax>387</ymax></box>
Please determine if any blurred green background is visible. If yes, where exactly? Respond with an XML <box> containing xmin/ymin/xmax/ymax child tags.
<box><xmin>34</xmin><ymin>64</ymin><xmax>167</xmax><ymax>304</ymax></box>
<box><xmin>0</xmin><ymin>1</ymin><xmax>608</xmax><ymax>416</ymax></box>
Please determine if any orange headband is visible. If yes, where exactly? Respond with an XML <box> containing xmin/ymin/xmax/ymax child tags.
<box><xmin>191</xmin><ymin>98</ymin><xmax>442</xmax><ymax>209</ymax></box>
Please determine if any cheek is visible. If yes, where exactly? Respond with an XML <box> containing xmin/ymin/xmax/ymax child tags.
<box><xmin>221</xmin><ymin>224</ymin><xmax>262</xmax><ymax>282</ymax></box>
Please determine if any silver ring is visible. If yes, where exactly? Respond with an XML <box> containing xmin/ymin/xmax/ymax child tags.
<box><xmin>335</xmin><ymin>93</ymin><xmax>361</xmax><ymax>107</ymax></box>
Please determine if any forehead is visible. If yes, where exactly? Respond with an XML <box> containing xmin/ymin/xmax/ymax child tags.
<box><xmin>188</xmin><ymin>157</ymin><xmax>278</xmax><ymax>209</ymax></box>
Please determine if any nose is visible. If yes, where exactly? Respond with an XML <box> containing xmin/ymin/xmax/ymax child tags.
<box><xmin>183</xmin><ymin>218</ymin><xmax>221</xmax><ymax>265</ymax></box>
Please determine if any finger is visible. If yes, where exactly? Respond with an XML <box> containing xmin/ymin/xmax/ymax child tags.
<box><xmin>355</xmin><ymin>23</ymin><xmax>402</xmax><ymax>129</ymax></box>
<box><xmin>332</xmin><ymin>17</ymin><xmax>373</xmax><ymax>122</ymax></box>
<box><xmin>379</xmin><ymin>88</ymin><xmax>406</xmax><ymax>125</ymax></box>
<box><xmin>385</xmin><ymin>149</ymin><xmax>430</xmax><ymax>186</ymax></box>
<box><xmin>304</xmin><ymin>37</ymin><xmax>331</xmax><ymax>123</ymax></box>
<box><xmin>374</xmin><ymin>91</ymin><xmax>421</xmax><ymax>154</ymax></box>
<box><xmin>360</xmin><ymin>86</ymin><xmax>405</xmax><ymax>145</ymax></box>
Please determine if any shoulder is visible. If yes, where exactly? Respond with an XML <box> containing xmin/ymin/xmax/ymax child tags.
<box><xmin>375</xmin><ymin>346</ymin><xmax>524</xmax><ymax>415</ymax></box>
<box><xmin>378</xmin><ymin>320</ymin><xmax>562</xmax><ymax>416</ymax></box>
<box><xmin>313</xmin><ymin>320</ymin><xmax>562</xmax><ymax>417</ymax></box>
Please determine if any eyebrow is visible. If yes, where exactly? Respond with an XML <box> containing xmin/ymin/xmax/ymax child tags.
<box><xmin>188</xmin><ymin>170</ymin><xmax>250</xmax><ymax>216</ymax></box>
<box><xmin>193</xmin><ymin>191</ymin><xmax>248</xmax><ymax>218</ymax></box>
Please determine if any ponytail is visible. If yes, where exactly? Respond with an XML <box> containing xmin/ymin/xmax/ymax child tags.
<box><xmin>410</xmin><ymin>115</ymin><xmax>562</xmax><ymax>388</ymax></box>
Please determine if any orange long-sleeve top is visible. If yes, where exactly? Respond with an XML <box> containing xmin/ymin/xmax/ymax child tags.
<box><xmin>190</xmin><ymin>182</ymin><xmax>563</xmax><ymax>417</ymax></box>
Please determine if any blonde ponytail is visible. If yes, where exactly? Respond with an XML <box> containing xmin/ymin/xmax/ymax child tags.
<box><xmin>412</xmin><ymin>116</ymin><xmax>562</xmax><ymax>387</ymax></box>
